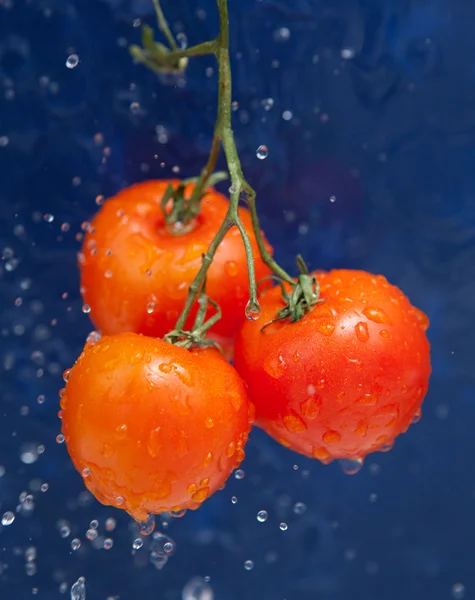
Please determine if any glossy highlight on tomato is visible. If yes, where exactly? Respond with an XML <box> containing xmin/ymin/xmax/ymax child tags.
<box><xmin>79</xmin><ymin>180</ymin><xmax>272</xmax><ymax>355</ymax></box>
<box><xmin>60</xmin><ymin>333</ymin><xmax>251</xmax><ymax>522</ymax></box>
<box><xmin>234</xmin><ymin>269</ymin><xmax>431</xmax><ymax>462</ymax></box>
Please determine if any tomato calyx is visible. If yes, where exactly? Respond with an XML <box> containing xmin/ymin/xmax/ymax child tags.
<box><xmin>262</xmin><ymin>255</ymin><xmax>323</xmax><ymax>331</ymax></box>
<box><xmin>161</xmin><ymin>172</ymin><xmax>228</xmax><ymax>233</ymax></box>
<box><xmin>164</xmin><ymin>280</ymin><xmax>223</xmax><ymax>351</ymax></box>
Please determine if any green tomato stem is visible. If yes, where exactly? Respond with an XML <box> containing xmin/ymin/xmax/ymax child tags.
<box><xmin>152</xmin><ymin>0</ymin><xmax>177</xmax><ymax>50</ymax></box>
<box><xmin>145</xmin><ymin>0</ymin><xmax>297</xmax><ymax>339</ymax></box>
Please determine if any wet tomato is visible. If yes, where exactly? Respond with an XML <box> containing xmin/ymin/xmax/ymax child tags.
<box><xmin>79</xmin><ymin>180</ymin><xmax>272</xmax><ymax>356</ymax></box>
<box><xmin>60</xmin><ymin>333</ymin><xmax>251</xmax><ymax>522</ymax></box>
<box><xmin>234</xmin><ymin>270</ymin><xmax>431</xmax><ymax>462</ymax></box>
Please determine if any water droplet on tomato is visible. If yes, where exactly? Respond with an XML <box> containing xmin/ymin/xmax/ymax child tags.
<box><xmin>339</xmin><ymin>458</ymin><xmax>364</xmax><ymax>475</ymax></box>
<box><xmin>225</xmin><ymin>260</ymin><xmax>239</xmax><ymax>276</ymax></box>
<box><xmin>147</xmin><ymin>427</ymin><xmax>161</xmax><ymax>458</ymax></box>
<box><xmin>379</xmin><ymin>329</ymin><xmax>391</xmax><ymax>339</ymax></box>
<box><xmin>191</xmin><ymin>487</ymin><xmax>209</xmax><ymax>503</ymax></box>
<box><xmin>226</xmin><ymin>442</ymin><xmax>236</xmax><ymax>458</ymax></box>
<box><xmin>300</xmin><ymin>396</ymin><xmax>322</xmax><ymax>420</ymax></box>
<box><xmin>202</xmin><ymin>452</ymin><xmax>213</xmax><ymax>468</ymax></box>
<box><xmin>82</xmin><ymin>468</ymin><xmax>90</xmax><ymax>478</ymax></box>
<box><xmin>170</xmin><ymin>508</ymin><xmax>187</xmax><ymax>518</ymax></box>
<box><xmin>313</xmin><ymin>447</ymin><xmax>331</xmax><ymax>463</ymax></box>
<box><xmin>62</xmin><ymin>369</ymin><xmax>71</xmax><ymax>382</ymax></box>
<box><xmin>138</xmin><ymin>513</ymin><xmax>156</xmax><ymax>536</ymax></box>
<box><xmin>147</xmin><ymin>302</ymin><xmax>156</xmax><ymax>314</ymax></box>
<box><xmin>354</xmin><ymin>422</ymin><xmax>368</xmax><ymax>436</ymax></box>
<box><xmin>283</xmin><ymin>413</ymin><xmax>307</xmax><ymax>433</ymax></box>
<box><xmin>101</xmin><ymin>443</ymin><xmax>114</xmax><ymax>458</ymax></box>
<box><xmin>380</xmin><ymin>441</ymin><xmax>394</xmax><ymax>452</ymax></box>
<box><xmin>245</xmin><ymin>299</ymin><xmax>261</xmax><ymax>321</ymax></box>
<box><xmin>356</xmin><ymin>393</ymin><xmax>378</xmax><ymax>405</ymax></box>
<box><xmin>205</xmin><ymin>418</ymin><xmax>214</xmax><ymax>429</ymax></box>
<box><xmin>129</xmin><ymin>352</ymin><xmax>143</xmax><ymax>365</ymax></box>
<box><xmin>363</xmin><ymin>307</ymin><xmax>391</xmax><ymax>324</ymax></box>
<box><xmin>82</xmin><ymin>304</ymin><xmax>91</xmax><ymax>314</ymax></box>
<box><xmin>412</xmin><ymin>411</ymin><xmax>421</xmax><ymax>424</ymax></box>
<box><xmin>115</xmin><ymin>424</ymin><xmax>128</xmax><ymax>439</ymax></box>
<box><xmin>322</xmin><ymin>430</ymin><xmax>341</xmax><ymax>444</ymax></box>
<box><xmin>317</xmin><ymin>322</ymin><xmax>335</xmax><ymax>336</ymax></box>
<box><xmin>355</xmin><ymin>322</ymin><xmax>369</xmax><ymax>342</ymax></box>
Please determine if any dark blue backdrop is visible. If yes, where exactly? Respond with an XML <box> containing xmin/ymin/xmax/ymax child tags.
<box><xmin>1</xmin><ymin>0</ymin><xmax>474</xmax><ymax>599</ymax></box>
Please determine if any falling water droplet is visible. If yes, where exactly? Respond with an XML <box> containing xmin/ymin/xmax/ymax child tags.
<box><xmin>66</xmin><ymin>54</ymin><xmax>80</xmax><ymax>69</ymax></box>
<box><xmin>339</xmin><ymin>458</ymin><xmax>364</xmax><ymax>475</ymax></box>
<box><xmin>182</xmin><ymin>576</ymin><xmax>214</xmax><ymax>600</ymax></box>
<box><xmin>256</xmin><ymin>510</ymin><xmax>268</xmax><ymax>523</ymax></box>
<box><xmin>256</xmin><ymin>145</ymin><xmax>269</xmax><ymax>160</ymax></box>
<box><xmin>245</xmin><ymin>300</ymin><xmax>261</xmax><ymax>321</ymax></box>
<box><xmin>70</xmin><ymin>576</ymin><xmax>86</xmax><ymax>600</ymax></box>
<box><xmin>138</xmin><ymin>513</ymin><xmax>156</xmax><ymax>536</ymax></box>
<box><xmin>2</xmin><ymin>511</ymin><xmax>15</xmax><ymax>526</ymax></box>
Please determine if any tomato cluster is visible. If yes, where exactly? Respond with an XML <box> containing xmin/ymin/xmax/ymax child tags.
<box><xmin>61</xmin><ymin>179</ymin><xmax>431</xmax><ymax>525</ymax></box>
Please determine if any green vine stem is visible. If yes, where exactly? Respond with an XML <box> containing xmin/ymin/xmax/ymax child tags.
<box><xmin>131</xmin><ymin>0</ymin><xmax>318</xmax><ymax>338</ymax></box>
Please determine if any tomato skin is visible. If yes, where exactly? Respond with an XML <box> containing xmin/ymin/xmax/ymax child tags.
<box><xmin>60</xmin><ymin>333</ymin><xmax>251</xmax><ymax>521</ymax></box>
<box><xmin>234</xmin><ymin>270</ymin><xmax>431</xmax><ymax>462</ymax></box>
<box><xmin>80</xmin><ymin>180</ymin><xmax>272</xmax><ymax>356</ymax></box>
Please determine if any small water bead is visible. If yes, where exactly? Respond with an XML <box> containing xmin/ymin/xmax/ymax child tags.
<box><xmin>234</xmin><ymin>469</ymin><xmax>245</xmax><ymax>480</ymax></box>
<box><xmin>256</xmin><ymin>510</ymin><xmax>268</xmax><ymax>523</ymax></box>
<box><xmin>59</xmin><ymin>525</ymin><xmax>71</xmax><ymax>538</ymax></box>
<box><xmin>71</xmin><ymin>538</ymin><xmax>81</xmax><ymax>551</ymax></box>
<box><xmin>293</xmin><ymin>502</ymin><xmax>307</xmax><ymax>515</ymax></box>
<box><xmin>129</xmin><ymin>102</ymin><xmax>141</xmax><ymax>114</ymax></box>
<box><xmin>2</xmin><ymin>511</ymin><xmax>15</xmax><ymax>526</ymax></box>
<box><xmin>231</xmin><ymin>496</ymin><xmax>238</xmax><ymax>504</ymax></box>
<box><xmin>245</xmin><ymin>299</ymin><xmax>261</xmax><ymax>321</ymax></box>
<box><xmin>103</xmin><ymin>538</ymin><xmax>113</xmax><ymax>550</ymax></box>
<box><xmin>182</xmin><ymin>576</ymin><xmax>214</xmax><ymax>600</ymax></box>
<box><xmin>37</xmin><ymin>394</ymin><xmax>45</xmax><ymax>404</ymax></box>
<box><xmin>104</xmin><ymin>270</ymin><xmax>113</xmax><ymax>279</ymax></box>
<box><xmin>244</xmin><ymin>560</ymin><xmax>254</xmax><ymax>571</ymax></box>
<box><xmin>339</xmin><ymin>458</ymin><xmax>364</xmax><ymax>475</ymax></box>
<box><xmin>82</xmin><ymin>304</ymin><xmax>91</xmax><ymax>314</ymax></box>
<box><xmin>40</xmin><ymin>483</ymin><xmax>49</xmax><ymax>492</ymax></box>
<box><xmin>274</xmin><ymin>27</ymin><xmax>290</xmax><ymax>42</ymax></box>
<box><xmin>81</xmin><ymin>468</ymin><xmax>91</xmax><ymax>478</ymax></box>
<box><xmin>66</xmin><ymin>54</ymin><xmax>79</xmax><ymax>69</ymax></box>
<box><xmin>86</xmin><ymin>529</ymin><xmax>98</xmax><ymax>541</ymax></box>
<box><xmin>341</xmin><ymin>47</ymin><xmax>356</xmax><ymax>60</ymax></box>
<box><xmin>132</xmin><ymin>538</ymin><xmax>143</xmax><ymax>550</ymax></box>
<box><xmin>138</xmin><ymin>513</ymin><xmax>156</xmax><ymax>536</ymax></box>
<box><xmin>282</xmin><ymin>110</ymin><xmax>293</xmax><ymax>121</ymax></box>
<box><xmin>256</xmin><ymin>145</ymin><xmax>268</xmax><ymax>160</ymax></box>
<box><xmin>56</xmin><ymin>434</ymin><xmax>65</xmax><ymax>444</ymax></box>
<box><xmin>151</xmin><ymin>532</ymin><xmax>176</xmax><ymax>557</ymax></box>
<box><xmin>452</xmin><ymin>583</ymin><xmax>466</xmax><ymax>599</ymax></box>
<box><xmin>279</xmin><ymin>522</ymin><xmax>288</xmax><ymax>531</ymax></box>
<box><xmin>170</xmin><ymin>508</ymin><xmax>186</xmax><ymax>518</ymax></box>
<box><xmin>146</xmin><ymin>301</ymin><xmax>156</xmax><ymax>314</ymax></box>
<box><xmin>70</xmin><ymin>577</ymin><xmax>86</xmax><ymax>600</ymax></box>
<box><xmin>261</xmin><ymin>97</ymin><xmax>274</xmax><ymax>111</ymax></box>
<box><xmin>105</xmin><ymin>518</ymin><xmax>116</xmax><ymax>531</ymax></box>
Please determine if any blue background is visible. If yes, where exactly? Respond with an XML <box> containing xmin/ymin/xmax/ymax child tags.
<box><xmin>1</xmin><ymin>0</ymin><xmax>474</xmax><ymax>598</ymax></box>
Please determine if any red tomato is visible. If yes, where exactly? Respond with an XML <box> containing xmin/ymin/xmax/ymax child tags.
<box><xmin>79</xmin><ymin>180</ymin><xmax>272</xmax><ymax>356</ymax></box>
<box><xmin>60</xmin><ymin>333</ymin><xmax>251</xmax><ymax>522</ymax></box>
<box><xmin>234</xmin><ymin>270</ymin><xmax>431</xmax><ymax>462</ymax></box>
